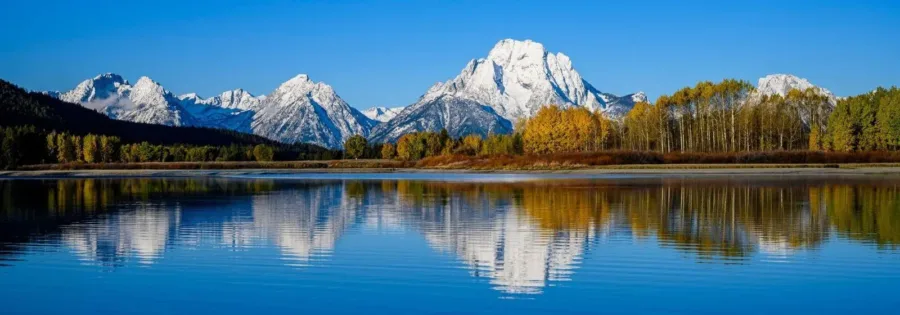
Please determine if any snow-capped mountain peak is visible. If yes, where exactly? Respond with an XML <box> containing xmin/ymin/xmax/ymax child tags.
<box><xmin>112</xmin><ymin>76</ymin><xmax>195</xmax><ymax>126</ymax></box>
<box><xmin>92</xmin><ymin>72</ymin><xmax>128</xmax><ymax>85</ymax></box>
<box><xmin>179</xmin><ymin>89</ymin><xmax>262</xmax><ymax>111</ymax></box>
<box><xmin>217</xmin><ymin>89</ymin><xmax>261</xmax><ymax>110</ymax></box>
<box><xmin>49</xmin><ymin>72</ymin><xmax>374</xmax><ymax>148</ymax></box>
<box><xmin>362</xmin><ymin>106</ymin><xmax>404</xmax><ymax>123</ymax></box>
<box><xmin>416</xmin><ymin>38</ymin><xmax>639</xmax><ymax>121</ymax></box>
<box><xmin>756</xmin><ymin>74</ymin><xmax>836</xmax><ymax>103</ymax></box>
<box><xmin>276</xmin><ymin>74</ymin><xmax>317</xmax><ymax>91</ymax></box>
<box><xmin>485</xmin><ymin>39</ymin><xmax>549</xmax><ymax>68</ymax></box>
<box><xmin>251</xmin><ymin>74</ymin><xmax>376</xmax><ymax>148</ymax></box>
<box><xmin>130</xmin><ymin>76</ymin><xmax>171</xmax><ymax>105</ymax></box>
<box><xmin>370</xmin><ymin>38</ymin><xmax>641</xmax><ymax>143</ymax></box>
<box><xmin>178</xmin><ymin>92</ymin><xmax>201</xmax><ymax>101</ymax></box>
<box><xmin>631</xmin><ymin>92</ymin><xmax>648</xmax><ymax>103</ymax></box>
<box><xmin>59</xmin><ymin>72</ymin><xmax>129</xmax><ymax>104</ymax></box>
<box><xmin>268</xmin><ymin>74</ymin><xmax>339</xmax><ymax>108</ymax></box>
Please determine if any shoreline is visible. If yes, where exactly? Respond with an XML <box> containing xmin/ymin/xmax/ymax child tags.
<box><xmin>4</xmin><ymin>165</ymin><xmax>900</xmax><ymax>178</ymax></box>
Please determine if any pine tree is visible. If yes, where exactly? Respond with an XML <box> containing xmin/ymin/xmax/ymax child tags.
<box><xmin>100</xmin><ymin>136</ymin><xmax>120</xmax><ymax>163</ymax></box>
<box><xmin>0</xmin><ymin>128</ymin><xmax>11</xmax><ymax>169</ymax></box>
<box><xmin>875</xmin><ymin>88</ymin><xmax>900</xmax><ymax>150</ymax></box>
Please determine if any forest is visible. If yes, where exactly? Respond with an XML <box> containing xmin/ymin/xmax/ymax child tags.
<box><xmin>360</xmin><ymin>81</ymin><xmax>900</xmax><ymax>165</ymax></box>
<box><xmin>0</xmin><ymin>79</ymin><xmax>337</xmax><ymax>169</ymax></box>
<box><xmin>3</xmin><ymin>77</ymin><xmax>900</xmax><ymax>170</ymax></box>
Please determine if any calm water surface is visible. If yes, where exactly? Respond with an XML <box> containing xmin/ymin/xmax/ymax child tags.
<box><xmin>1</xmin><ymin>174</ymin><xmax>899</xmax><ymax>314</ymax></box>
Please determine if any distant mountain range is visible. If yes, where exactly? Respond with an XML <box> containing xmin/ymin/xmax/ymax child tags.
<box><xmin>46</xmin><ymin>73</ymin><xmax>374</xmax><ymax>149</ymax></box>
<box><xmin>362</xmin><ymin>106</ymin><xmax>404</xmax><ymax>123</ymax></box>
<box><xmin>0</xmin><ymin>79</ymin><xmax>285</xmax><ymax>147</ymax></box>
<box><xmin>40</xmin><ymin>39</ymin><xmax>836</xmax><ymax>148</ymax></box>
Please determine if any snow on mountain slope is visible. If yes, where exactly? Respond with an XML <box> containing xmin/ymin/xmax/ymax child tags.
<box><xmin>362</xmin><ymin>106</ymin><xmax>404</xmax><ymax>122</ymax></box>
<box><xmin>251</xmin><ymin>74</ymin><xmax>377</xmax><ymax>148</ymax></box>
<box><xmin>57</xmin><ymin>74</ymin><xmax>193</xmax><ymax>126</ymax></box>
<box><xmin>178</xmin><ymin>89</ymin><xmax>262</xmax><ymax>133</ymax></box>
<box><xmin>368</xmin><ymin>95</ymin><xmax>513</xmax><ymax>143</ymax></box>
<box><xmin>50</xmin><ymin>73</ymin><xmax>374</xmax><ymax>148</ymax></box>
<box><xmin>179</xmin><ymin>88</ymin><xmax>262</xmax><ymax>111</ymax></box>
<box><xmin>756</xmin><ymin>74</ymin><xmax>837</xmax><ymax>104</ymax></box>
<box><xmin>117</xmin><ymin>76</ymin><xmax>196</xmax><ymax>126</ymax></box>
<box><xmin>420</xmin><ymin>39</ymin><xmax>641</xmax><ymax>121</ymax></box>
<box><xmin>370</xmin><ymin>39</ymin><xmax>641</xmax><ymax>143</ymax></box>
<box><xmin>58</xmin><ymin>73</ymin><xmax>129</xmax><ymax>105</ymax></box>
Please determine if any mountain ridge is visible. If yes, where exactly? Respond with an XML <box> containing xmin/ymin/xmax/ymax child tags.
<box><xmin>48</xmin><ymin>73</ymin><xmax>374</xmax><ymax>148</ymax></box>
<box><xmin>370</xmin><ymin>39</ymin><xmax>644</xmax><ymax>143</ymax></box>
<box><xmin>36</xmin><ymin>41</ymin><xmax>841</xmax><ymax>147</ymax></box>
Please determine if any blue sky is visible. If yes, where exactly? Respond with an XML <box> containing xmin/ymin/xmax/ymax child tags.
<box><xmin>1</xmin><ymin>0</ymin><xmax>898</xmax><ymax>109</ymax></box>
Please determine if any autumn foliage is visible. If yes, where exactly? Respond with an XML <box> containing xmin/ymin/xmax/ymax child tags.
<box><xmin>416</xmin><ymin>151</ymin><xmax>900</xmax><ymax>169</ymax></box>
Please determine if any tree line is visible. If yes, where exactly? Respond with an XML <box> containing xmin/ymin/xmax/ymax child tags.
<box><xmin>359</xmin><ymin>81</ymin><xmax>899</xmax><ymax>160</ymax></box>
<box><xmin>0</xmin><ymin>79</ymin><xmax>282</xmax><ymax>147</ymax></box>
<box><xmin>0</xmin><ymin>126</ymin><xmax>344</xmax><ymax>169</ymax></box>
<box><xmin>619</xmin><ymin>83</ymin><xmax>899</xmax><ymax>153</ymax></box>
<box><xmin>826</xmin><ymin>87</ymin><xmax>900</xmax><ymax>151</ymax></box>
<box><xmin>617</xmin><ymin>79</ymin><xmax>837</xmax><ymax>153</ymax></box>
<box><xmin>342</xmin><ymin>130</ymin><xmax>524</xmax><ymax>161</ymax></box>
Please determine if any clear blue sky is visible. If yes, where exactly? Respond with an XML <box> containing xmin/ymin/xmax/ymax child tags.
<box><xmin>2</xmin><ymin>0</ymin><xmax>898</xmax><ymax>109</ymax></box>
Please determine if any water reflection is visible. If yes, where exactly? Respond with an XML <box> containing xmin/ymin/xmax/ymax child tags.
<box><xmin>63</xmin><ymin>204</ymin><xmax>180</xmax><ymax>266</ymax></box>
<box><xmin>251</xmin><ymin>183</ymin><xmax>357</xmax><ymax>265</ymax></box>
<box><xmin>1</xmin><ymin>176</ymin><xmax>898</xmax><ymax>294</ymax></box>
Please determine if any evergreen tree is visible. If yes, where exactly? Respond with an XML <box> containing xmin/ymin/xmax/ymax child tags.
<box><xmin>100</xmin><ymin>136</ymin><xmax>120</xmax><ymax>162</ymax></box>
<box><xmin>0</xmin><ymin>128</ymin><xmax>12</xmax><ymax>169</ymax></box>
<box><xmin>875</xmin><ymin>88</ymin><xmax>900</xmax><ymax>150</ymax></box>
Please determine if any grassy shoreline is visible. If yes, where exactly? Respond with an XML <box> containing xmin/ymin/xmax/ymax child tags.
<box><xmin>4</xmin><ymin>162</ymin><xmax>900</xmax><ymax>178</ymax></box>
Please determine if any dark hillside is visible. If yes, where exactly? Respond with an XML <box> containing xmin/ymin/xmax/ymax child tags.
<box><xmin>0</xmin><ymin>79</ymin><xmax>277</xmax><ymax>146</ymax></box>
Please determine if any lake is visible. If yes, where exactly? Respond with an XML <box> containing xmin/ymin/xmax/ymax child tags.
<box><xmin>1</xmin><ymin>174</ymin><xmax>899</xmax><ymax>314</ymax></box>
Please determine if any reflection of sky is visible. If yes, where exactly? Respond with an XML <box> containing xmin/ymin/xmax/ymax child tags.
<box><xmin>4</xmin><ymin>226</ymin><xmax>898</xmax><ymax>314</ymax></box>
<box><xmin>1</xmin><ymin>178</ymin><xmax>899</xmax><ymax>314</ymax></box>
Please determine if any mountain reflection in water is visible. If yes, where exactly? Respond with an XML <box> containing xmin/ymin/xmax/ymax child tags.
<box><xmin>1</xmin><ymin>176</ymin><xmax>898</xmax><ymax>295</ymax></box>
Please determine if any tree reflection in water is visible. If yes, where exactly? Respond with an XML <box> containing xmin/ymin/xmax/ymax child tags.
<box><xmin>0</xmin><ymin>176</ymin><xmax>897</xmax><ymax>293</ymax></box>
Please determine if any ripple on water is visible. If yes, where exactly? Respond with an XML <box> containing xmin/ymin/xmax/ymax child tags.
<box><xmin>0</xmin><ymin>176</ymin><xmax>898</xmax><ymax>313</ymax></box>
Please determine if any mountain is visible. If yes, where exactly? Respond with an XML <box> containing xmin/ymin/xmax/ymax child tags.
<box><xmin>370</xmin><ymin>39</ymin><xmax>643</xmax><ymax>143</ymax></box>
<box><xmin>57</xmin><ymin>74</ymin><xmax>195</xmax><ymax>126</ymax></box>
<box><xmin>57</xmin><ymin>73</ymin><xmax>129</xmax><ymax>105</ymax></box>
<box><xmin>178</xmin><ymin>89</ymin><xmax>262</xmax><ymax>133</ymax></box>
<box><xmin>362</xmin><ymin>106</ymin><xmax>404</xmax><ymax>122</ymax></box>
<box><xmin>756</xmin><ymin>74</ymin><xmax>838</xmax><ymax>104</ymax></box>
<box><xmin>251</xmin><ymin>74</ymin><xmax>377</xmax><ymax>148</ymax></box>
<box><xmin>49</xmin><ymin>74</ymin><xmax>374</xmax><ymax>148</ymax></box>
<box><xmin>368</xmin><ymin>96</ymin><xmax>514</xmax><ymax>142</ymax></box>
<box><xmin>178</xmin><ymin>88</ymin><xmax>263</xmax><ymax>111</ymax></box>
<box><xmin>0</xmin><ymin>79</ymin><xmax>280</xmax><ymax>146</ymax></box>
